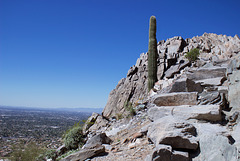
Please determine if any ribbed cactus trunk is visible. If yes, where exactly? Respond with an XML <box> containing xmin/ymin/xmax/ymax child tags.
<box><xmin>148</xmin><ymin>16</ymin><xmax>158</xmax><ymax>91</ymax></box>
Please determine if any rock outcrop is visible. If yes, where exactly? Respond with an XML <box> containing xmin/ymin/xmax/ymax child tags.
<box><xmin>102</xmin><ymin>33</ymin><xmax>240</xmax><ymax>119</ymax></box>
<box><xmin>102</xmin><ymin>53</ymin><xmax>149</xmax><ymax>118</ymax></box>
<box><xmin>61</xmin><ymin>33</ymin><xmax>240</xmax><ymax>161</ymax></box>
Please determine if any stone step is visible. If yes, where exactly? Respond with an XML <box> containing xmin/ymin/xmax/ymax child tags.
<box><xmin>186</xmin><ymin>67</ymin><xmax>227</xmax><ymax>81</ymax></box>
<box><xmin>153</xmin><ymin>92</ymin><xmax>198</xmax><ymax>106</ymax></box>
<box><xmin>195</xmin><ymin>77</ymin><xmax>225</xmax><ymax>86</ymax></box>
<box><xmin>148</xmin><ymin>104</ymin><xmax>222</xmax><ymax>122</ymax></box>
<box><xmin>169</xmin><ymin>77</ymin><xmax>203</xmax><ymax>93</ymax></box>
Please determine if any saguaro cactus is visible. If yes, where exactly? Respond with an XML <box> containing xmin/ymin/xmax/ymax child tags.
<box><xmin>148</xmin><ymin>16</ymin><xmax>158</xmax><ymax>91</ymax></box>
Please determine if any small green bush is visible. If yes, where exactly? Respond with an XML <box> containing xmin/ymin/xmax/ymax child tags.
<box><xmin>45</xmin><ymin>149</ymin><xmax>57</xmax><ymax>160</ymax></box>
<box><xmin>36</xmin><ymin>149</ymin><xmax>57</xmax><ymax>161</ymax></box>
<box><xmin>116</xmin><ymin>113</ymin><xmax>123</xmax><ymax>120</ymax></box>
<box><xmin>124</xmin><ymin>101</ymin><xmax>136</xmax><ymax>117</ymax></box>
<box><xmin>63</xmin><ymin>122</ymin><xmax>84</xmax><ymax>150</ymax></box>
<box><xmin>56</xmin><ymin>149</ymin><xmax>78</xmax><ymax>161</ymax></box>
<box><xmin>10</xmin><ymin>141</ymin><xmax>46</xmax><ymax>161</ymax></box>
<box><xmin>185</xmin><ymin>48</ymin><xmax>200</xmax><ymax>62</ymax></box>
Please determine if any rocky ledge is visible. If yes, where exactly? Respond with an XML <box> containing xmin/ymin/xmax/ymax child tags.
<box><xmin>61</xmin><ymin>33</ymin><xmax>240</xmax><ymax>161</ymax></box>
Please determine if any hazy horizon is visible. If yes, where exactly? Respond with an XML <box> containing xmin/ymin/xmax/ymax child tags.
<box><xmin>0</xmin><ymin>105</ymin><xmax>103</xmax><ymax>114</ymax></box>
<box><xmin>0</xmin><ymin>104</ymin><xmax>103</xmax><ymax>109</ymax></box>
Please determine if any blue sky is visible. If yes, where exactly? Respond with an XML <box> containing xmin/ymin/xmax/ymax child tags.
<box><xmin>0</xmin><ymin>0</ymin><xmax>239</xmax><ymax>108</ymax></box>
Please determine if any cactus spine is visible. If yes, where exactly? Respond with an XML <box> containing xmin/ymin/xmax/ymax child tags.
<box><xmin>148</xmin><ymin>16</ymin><xmax>158</xmax><ymax>91</ymax></box>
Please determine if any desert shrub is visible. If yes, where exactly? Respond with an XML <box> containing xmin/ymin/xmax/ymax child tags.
<box><xmin>63</xmin><ymin>122</ymin><xmax>84</xmax><ymax>150</ymax></box>
<box><xmin>36</xmin><ymin>148</ymin><xmax>59</xmax><ymax>161</ymax></box>
<box><xmin>124</xmin><ymin>101</ymin><xmax>136</xmax><ymax>117</ymax></box>
<box><xmin>83</xmin><ymin>119</ymin><xmax>95</xmax><ymax>127</ymax></box>
<box><xmin>116</xmin><ymin>113</ymin><xmax>123</xmax><ymax>120</ymax></box>
<box><xmin>35</xmin><ymin>154</ymin><xmax>46</xmax><ymax>161</ymax></box>
<box><xmin>134</xmin><ymin>97</ymin><xmax>144</xmax><ymax>106</ymax></box>
<box><xmin>185</xmin><ymin>48</ymin><xmax>200</xmax><ymax>62</ymax></box>
<box><xmin>44</xmin><ymin>149</ymin><xmax>57</xmax><ymax>160</ymax></box>
<box><xmin>10</xmin><ymin>141</ymin><xmax>46</xmax><ymax>161</ymax></box>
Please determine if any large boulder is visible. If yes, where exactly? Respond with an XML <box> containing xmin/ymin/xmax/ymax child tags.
<box><xmin>83</xmin><ymin>133</ymin><xmax>111</xmax><ymax>149</ymax></box>
<box><xmin>145</xmin><ymin>144</ymin><xmax>172</xmax><ymax>161</ymax></box>
<box><xmin>82</xmin><ymin>112</ymin><xmax>99</xmax><ymax>135</ymax></box>
<box><xmin>145</xmin><ymin>144</ymin><xmax>189</xmax><ymax>161</ymax></box>
<box><xmin>192</xmin><ymin>123</ymin><xmax>238</xmax><ymax>161</ymax></box>
<box><xmin>164</xmin><ymin>59</ymin><xmax>190</xmax><ymax>79</ymax></box>
<box><xmin>87</xmin><ymin>115</ymin><xmax>108</xmax><ymax>134</ymax></box>
<box><xmin>147</xmin><ymin>116</ymin><xmax>198</xmax><ymax>150</ymax></box>
<box><xmin>166</xmin><ymin>36</ymin><xmax>186</xmax><ymax>59</ymax></box>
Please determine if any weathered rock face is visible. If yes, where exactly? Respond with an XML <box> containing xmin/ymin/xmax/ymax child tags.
<box><xmin>82</xmin><ymin>112</ymin><xmax>99</xmax><ymax>135</ymax></box>
<box><xmin>87</xmin><ymin>115</ymin><xmax>108</xmax><ymax>134</ymax></box>
<box><xmin>102</xmin><ymin>53</ymin><xmax>149</xmax><ymax>118</ymax></box>
<box><xmin>102</xmin><ymin>33</ymin><xmax>240</xmax><ymax>119</ymax></box>
<box><xmin>164</xmin><ymin>60</ymin><xmax>190</xmax><ymax>78</ymax></box>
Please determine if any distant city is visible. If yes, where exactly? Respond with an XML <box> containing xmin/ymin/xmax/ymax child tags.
<box><xmin>0</xmin><ymin>105</ymin><xmax>102</xmax><ymax>158</ymax></box>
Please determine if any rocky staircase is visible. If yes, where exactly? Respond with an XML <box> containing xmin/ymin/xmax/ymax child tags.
<box><xmin>144</xmin><ymin>63</ymin><xmax>232</xmax><ymax>161</ymax></box>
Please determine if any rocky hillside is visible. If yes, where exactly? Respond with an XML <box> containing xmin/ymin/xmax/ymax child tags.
<box><xmin>103</xmin><ymin>33</ymin><xmax>240</xmax><ymax>119</ymax></box>
<box><xmin>60</xmin><ymin>33</ymin><xmax>240</xmax><ymax>161</ymax></box>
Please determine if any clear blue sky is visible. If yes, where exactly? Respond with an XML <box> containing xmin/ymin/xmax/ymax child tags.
<box><xmin>0</xmin><ymin>0</ymin><xmax>239</xmax><ymax>108</ymax></box>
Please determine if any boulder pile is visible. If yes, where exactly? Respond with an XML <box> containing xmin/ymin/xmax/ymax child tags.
<box><xmin>60</xmin><ymin>33</ymin><xmax>240</xmax><ymax>161</ymax></box>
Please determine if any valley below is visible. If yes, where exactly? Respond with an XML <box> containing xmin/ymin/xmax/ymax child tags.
<box><xmin>0</xmin><ymin>106</ymin><xmax>101</xmax><ymax>158</ymax></box>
